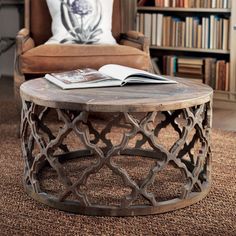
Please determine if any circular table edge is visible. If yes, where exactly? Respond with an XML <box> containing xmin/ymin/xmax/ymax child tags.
<box><xmin>20</xmin><ymin>77</ymin><xmax>213</xmax><ymax>112</ymax></box>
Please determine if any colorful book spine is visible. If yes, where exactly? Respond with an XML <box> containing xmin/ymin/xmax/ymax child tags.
<box><xmin>151</xmin><ymin>0</ymin><xmax>231</xmax><ymax>8</ymax></box>
<box><xmin>162</xmin><ymin>56</ymin><xmax>230</xmax><ymax>91</ymax></box>
<box><xmin>137</xmin><ymin>13</ymin><xmax>230</xmax><ymax>50</ymax></box>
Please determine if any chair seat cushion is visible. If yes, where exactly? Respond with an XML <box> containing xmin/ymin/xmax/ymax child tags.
<box><xmin>20</xmin><ymin>44</ymin><xmax>149</xmax><ymax>74</ymax></box>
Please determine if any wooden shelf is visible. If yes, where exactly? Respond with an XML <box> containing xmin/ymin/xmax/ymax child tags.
<box><xmin>215</xmin><ymin>90</ymin><xmax>236</xmax><ymax>95</ymax></box>
<box><xmin>214</xmin><ymin>90</ymin><xmax>236</xmax><ymax>106</ymax></box>
<box><xmin>150</xmin><ymin>46</ymin><xmax>230</xmax><ymax>54</ymax></box>
<box><xmin>138</xmin><ymin>7</ymin><xmax>231</xmax><ymax>13</ymax></box>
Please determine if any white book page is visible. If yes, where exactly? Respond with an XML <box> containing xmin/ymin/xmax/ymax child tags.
<box><xmin>98</xmin><ymin>64</ymin><xmax>171</xmax><ymax>82</ymax></box>
<box><xmin>45</xmin><ymin>74</ymin><xmax>121</xmax><ymax>89</ymax></box>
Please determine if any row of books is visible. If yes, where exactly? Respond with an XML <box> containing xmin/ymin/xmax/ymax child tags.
<box><xmin>154</xmin><ymin>0</ymin><xmax>231</xmax><ymax>8</ymax></box>
<box><xmin>162</xmin><ymin>56</ymin><xmax>230</xmax><ymax>91</ymax></box>
<box><xmin>137</xmin><ymin>13</ymin><xmax>230</xmax><ymax>50</ymax></box>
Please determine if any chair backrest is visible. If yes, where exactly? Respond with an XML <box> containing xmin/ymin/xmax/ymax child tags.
<box><xmin>25</xmin><ymin>0</ymin><xmax>135</xmax><ymax>46</ymax></box>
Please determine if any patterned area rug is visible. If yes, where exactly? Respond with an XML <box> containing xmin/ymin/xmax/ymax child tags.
<box><xmin>0</xmin><ymin>111</ymin><xmax>235</xmax><ymax>235</ymax></box>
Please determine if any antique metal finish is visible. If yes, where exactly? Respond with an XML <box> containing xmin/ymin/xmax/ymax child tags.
<box><xmin>21</xmin><ymin>94</ymin><xmax>212</xmax><ymax>216</ymax></box>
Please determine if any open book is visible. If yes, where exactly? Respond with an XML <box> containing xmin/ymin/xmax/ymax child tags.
<box><xmin>44</xmin><ymin>64</ymin><xmax>177</xmax><ymax>89</ymax></box>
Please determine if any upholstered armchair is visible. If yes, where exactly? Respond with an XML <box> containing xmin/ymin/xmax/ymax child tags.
<box><xmin>14</xmin><ymin>0</ymin><xmax>151</xmax><ymax>102</ymax></box>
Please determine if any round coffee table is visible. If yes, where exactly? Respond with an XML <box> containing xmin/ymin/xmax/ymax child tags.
<box><xmin>20</xmin><ymin>78</ymin><xmax>213</xmax><ymax>216</ymax></box>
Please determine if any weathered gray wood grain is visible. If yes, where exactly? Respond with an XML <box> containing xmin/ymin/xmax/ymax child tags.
<box><xmin>20</xmin><ymin>77</ymin><xmax>213</xmax><ymax>112</ymax></box>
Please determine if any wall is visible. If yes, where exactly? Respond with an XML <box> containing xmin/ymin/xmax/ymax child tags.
<box><xmin>0</xmin><ymin>4</ymin><xmax>22</xmax><ymax>76</ymax></box>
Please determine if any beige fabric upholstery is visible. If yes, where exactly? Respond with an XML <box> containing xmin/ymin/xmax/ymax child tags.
<box><xmin>15</xmin><ymin>0</ymin><xmax>150</xmax><ymax>85</ymax></box>
<box><xmin>20</xmin><ymin>44</ymin><xmax>149</xmax><ymax>74</ymax></box>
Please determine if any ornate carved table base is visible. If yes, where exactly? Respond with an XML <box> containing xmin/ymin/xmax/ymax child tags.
<box><xmin>21</xmin><ymin>100</ymin><xmax>212</xmax><ymax>216</ymax></box>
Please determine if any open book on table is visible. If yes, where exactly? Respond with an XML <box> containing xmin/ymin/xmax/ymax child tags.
<box><xmin>44</xmin><ymin>64</ymin><xmax>177</xmax><ymax>89</ymax></box>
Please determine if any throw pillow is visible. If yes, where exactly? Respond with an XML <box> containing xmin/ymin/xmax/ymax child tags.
<box><xmin>46</xmin><ymin>0</ymin><xmax>116</xmax><ymax>44</ymax></box>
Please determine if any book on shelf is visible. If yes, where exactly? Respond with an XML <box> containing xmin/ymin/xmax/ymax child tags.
<box><xmin>144</xmin><ymin>13</ymin><xmax>152</xmax><ymax>41</ymax></box>
<box><xmin>137</xmin><ymin>0</ymin><xmax>155</xmax><ymax>7</ymax></box>
<box><xmin>161</xmin><ymin>56</ymin><xmax>230</xmax><ymax>91</ymax></box>
<box><xmin>137</xmin><ymin>0</ymin><xmax>150</xmax><ymax>7</ymax></box>
<box><xmin>137</xmin><ymin>13</ymin><xmax>230</xmax><ymax>50</ymax></box>
<box><xmin>152</xmin><ymin>14</ymin><xmax>157</xmax><ymax>46</ymax></box>
<box><xmin>152</xmin><ymin>0</ymin><xmax>231</xmax><ymax>8</ymax></box>
<box><xmin>215</xmin><ymin>60</ymin><xmax>230</xmax><ymax>91</ymax></box>
<box><xmin>177</xmin><ymin>57</ymin><xmax>204</xmax><ymax>79</ymax></box>
<box><xmin>151</xmin><ymin>57</ymin><xmax>161</xmax><ymax>75</ymax></box>
<box><xmin>204</xmin><ymin>58</ymin><xmax>217</xmax><ymax>88</ymax></box>
<box><xmin>44</xmin><ymin>64</ymin><xmax>177</xmax><ymax>90</ymax></box>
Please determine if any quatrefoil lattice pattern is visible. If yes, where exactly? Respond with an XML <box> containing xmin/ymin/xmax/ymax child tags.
<box><xmin>21</xmin><ymin>100</ymin><xmax>212</xmax><ymax>216</ymax></box>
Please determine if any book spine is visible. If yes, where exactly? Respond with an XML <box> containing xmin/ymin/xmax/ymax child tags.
<box><xmin>222</xmin><ymin>18</ymin><xmax>229</xmax><ymax>50</ymax></box>
<box><xmin>149</xmin><ymin>0</ymin><xmax>230</xmax><ymax>8</ymax></box>
<box><xmin>151</xmin><ymin>14</ymin><xmax>157</xmax><ymax>46</ymax></box>
<box><xmin>210</xmin><ymin>59</ymin><xmax>217</xmax><ymax>89</ymax></box>
<box><xmin>157</xmin><ymin>14</ymin><xmax>163</xmax><ymax>46</ymax></box>
<box><xmin>225</xmin><ymin>62</ymin><xmax>230</xmax><ymax>91</ymax></box>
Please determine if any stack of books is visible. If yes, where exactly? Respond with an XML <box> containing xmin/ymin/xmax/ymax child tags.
<box><xmin>137</xmin><ymin>13</ymin><xmax>230</xmax><ymax>50</ymax></box>
<box><xmin>163</xmin><ymin>56</ymin><xmax>204</xmax><ymax>80</ymax></box>
<box><xmin>154</xmin><ymin>0</ymin><xmax>231</xmax><ymax>8</ymax></box>
<box><xmin>176</xmin><ymin>57</ymin><xmax>204</xmax><ymax>80</ymax></box>
<box><xmin>161</xmin><ymin>56</ymin><xmax>230</xmax><ymax>91</ymax></box>
<box><xmin>204</xmin><ymin>59</ymin><xmax>230</xmax><ymax>91</ymax></box>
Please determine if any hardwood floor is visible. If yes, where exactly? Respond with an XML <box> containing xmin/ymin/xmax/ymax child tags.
<box><xmin>213</xmin><ymin>108</ymin><xmax>236</xmax><ymax>132</ymax></box>
<box><xmin>1</xmin><ymin>75</ymin><xmax>236</xmax><ymax>131</ymax></box>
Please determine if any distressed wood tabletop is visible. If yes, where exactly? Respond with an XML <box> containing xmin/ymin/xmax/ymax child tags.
<box><xmin>20</xmin><ymin>77</ymin><xmax>213</xmax><ymax>112</ymax></box>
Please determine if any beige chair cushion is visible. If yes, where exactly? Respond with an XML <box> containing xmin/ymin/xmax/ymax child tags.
<box><xmin>20</xmin><ymin>44</ymin><xmax>149</xmax><ymax>74</ymax></box>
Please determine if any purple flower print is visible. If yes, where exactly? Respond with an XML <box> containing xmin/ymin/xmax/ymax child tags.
<box><xmin>60</xmin><ymin>0</ymin><xmax>103</xmax><ymax>44</ymax></box>
<box><xmin>71</xmin><ymin>0</ymin><xmax>93</xmax><ymax>16</ymax></box>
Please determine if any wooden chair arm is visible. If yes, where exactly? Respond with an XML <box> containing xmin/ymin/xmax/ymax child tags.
<box><xmin>119</xmin><ymin>30</ymin><xmax>149</xmax><ymax>54</ymax></box>
<box><xmin>120</xmin><ymin>31</ymin><xmax>153</xmax><ymax>72</ymax></box>
<box><xmin>15</xmin><ymin>28</ymin><xmax>35</xmax><ymax>75</ymax></box>
<box><xmin>16</xmin><ymin>28</ymin><xmax>35</xmax><ymax>56</ymax></box>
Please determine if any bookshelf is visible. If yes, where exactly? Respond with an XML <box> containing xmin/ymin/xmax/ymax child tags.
<box><xmin>137</xmin><ymin>0</ymin><xmax>236</xmax><ymax>109</ymax></box>
<box><xmin>150</xmin><ymin>46</ymin><xmax>230</xmax><ymax>54</ymax></box>
<box><xmin>138</xmin><ymin>7</ymin><xmax>231</xmax><ymax>13</ymax></box>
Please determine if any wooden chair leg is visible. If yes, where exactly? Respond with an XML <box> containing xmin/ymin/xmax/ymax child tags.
<box><xmin>14</xmin><ymin>72</ymin><xmax>25</xmax><ymax>138</ymax></box>
<box><xmin>14</xmin><ymin>89</ymin><xmax>22</xmax><ymax>138</ymax></box>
